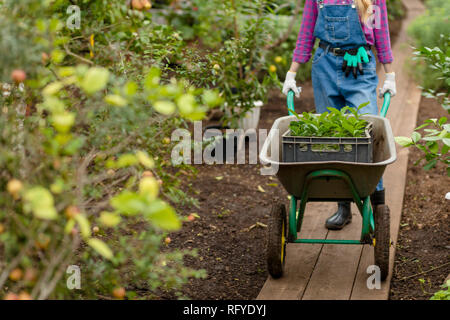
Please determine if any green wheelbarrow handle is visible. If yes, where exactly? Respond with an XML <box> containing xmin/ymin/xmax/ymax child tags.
<box><xmin>287</xmin><ymin>90</ymin><xmax>392</xmax><ymax>118</ymax></box>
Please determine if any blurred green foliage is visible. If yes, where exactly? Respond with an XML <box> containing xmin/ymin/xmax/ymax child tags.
<box><xmin>408</xmin><ymin>0</ymin><xmax>450</xmax><ymax>90</ymax></box>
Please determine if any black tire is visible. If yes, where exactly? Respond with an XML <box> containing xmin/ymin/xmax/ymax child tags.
<box><xmin>267</xmin><ymin>203</ymin><xmax>287</xmax><ymax>278</ymax></box>
<box><xmin>373</xmin><ymin>204</ymin><xmax>390</xmax><ymax>281</ymax></box>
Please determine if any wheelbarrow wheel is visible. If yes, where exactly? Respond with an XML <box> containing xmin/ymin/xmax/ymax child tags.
<box><xmin>373</xmin><ymin>204</ymin><xmax>390</xmax><ymax>281</ymax></box>
<box><xmin>267</xmin><ymin>203</ymin><xmax>287</xmax><ymax>279</ymax></box>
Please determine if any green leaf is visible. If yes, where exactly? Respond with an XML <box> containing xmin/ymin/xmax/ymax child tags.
<box><xmin>88</xmin><ymin>238</ymin><xmax>113</xmax><ymax>260</ymax></box>
<box><xmin>358</xmin><ymin>101</ymin><xmax>370</xmax><ymax>110</ymax></box>
<box><xmin>105</xmin><ymin>94</ymin><xmax>127</xmax><ymax>107</ymax></box>
<box><xmin>443</xmin><ymin>138</ymin><xmax>450</xmax><ymax>147</ymax></box>
<box><xmin>42</xmin><ymin>97</ymin><xmax>65</xmax><ymax>113</ymax></box>
<box><xmin>202</xmin><ymin>90</ymin><xmax>222</xmax><ymax>107</ymax></box>
<box><xmin>23</xmin><ymin>187</ymin><xmax>58</xmax><ymax>220</ymax></box>
<box><xmin>153</xmin><ymin>101</ymin><xmax>176</xmax><ymax>115</ymax></box>
<box><xmin>136</xmin><ymin>151</ymin><xmax>155</xmax><ymax>168</ymax></box>
<box><xmin>144</xmin><ymin>67</ymin><xmax>161</xmax><ymax>89</ymax></box>
<box><xmin>395</xmin><ymin>136</ymin><xmax>414</xmax><ymax>147</ymax></box>
<box><xmin>139</xmin><ymin>177</ymin><xmax>159</xmax><ymax>200</ymax></box>
<box><xmin>43</xmin><ymin>81</ymin><xmax>64</xmax><ymax>96</ymax></box>
<box><xmin>423</xmin><ymin>159</ymin><xmax>438</xmax><ymax>171</ymax></box>
<box><xmin>98</xmin><ymin>211</ymin><xmax>121</xmax><ymax>227</ymax></box>
<box><xmin>144</xmin><ymin>200</ymin><xmax>180</xmax><ymax>231</ymax></box>
<box><xmin>123</xmin><ymin>81</ymin><xmax>138</xmax><ymax>96</ymax></box>
<box><xmin>64</xmin><ymin>219</ymin><xmax>76</xmax><ymax>234</ymax></box>
<box><xmin>75</xmin><ymin>214</ymin><xmax>91</xmax><ymax>239</ymax></box>
<box><xmin>80</xmin><ymin>67</ymin><xmax>109</xmax><ymax>95</ymax></box>
<box><xmin>116</xmin><ymin>154</ymin><xmax>138</xmax><ymax>168</ymax></box>
<box><xmin>428</xmin><ymin>141</ymin><xmax>439</xmax><ymax>154</ymax></box>
<box><xmin>438</xmin><ymin>117</ymin><xmax>447</xmax><ymax>126</ymax></box>
<box><xmin>51</xmin><ymin>112</ymin><xmax>75</xmax><ymax>133</ymax></box>
<box><xmin>110</xmin><ymin>191</ymin><xmax>146</xmax><ymax>216</ymax></box>
<box><xmin>411</xmin><ymin>131</ymin><xmax>422</xmax><ymax>143</ymax></box>
<box><xmin>177</xmin><ymin>94</ymin><xmax>196</xmax><ymax>115</ymax></box>
<box><xmin>415</xmin><ymin>123</ymin><xmax>430</xmax><ymax>131</ymax></box>
<box><xmin>422</xmin><ymin>136</ymin><xmax>442</xmax><ymax>142</ymax></box>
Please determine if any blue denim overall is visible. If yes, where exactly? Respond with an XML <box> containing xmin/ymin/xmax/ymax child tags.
<box><xmin>311</xmin><ymin>0</ymin><xmax>383</xmax><ymax>191</ymax></box>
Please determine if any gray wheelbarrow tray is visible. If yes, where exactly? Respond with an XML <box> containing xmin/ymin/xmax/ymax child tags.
<box><xmin>259</xmin><ymin>114</ymin><xmax>397</xmax><ymax>200</ymax></box>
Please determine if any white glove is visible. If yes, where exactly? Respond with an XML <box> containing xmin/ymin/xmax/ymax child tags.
<box><xmin>379</xmin><ymin>72</ymin><xmax>397</xmax><ymax>98</ymax></box>
<box><xmin>282</xmin><ymin>71</ymin><xmax>301</xmax><ymax>98</ymax></box>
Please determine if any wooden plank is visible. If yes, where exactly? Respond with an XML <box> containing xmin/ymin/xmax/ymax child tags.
<box><xmin>350</xmin><ymin>0</ymin><xmax>425</xmax><ymax>299</ymax></box>
<box><xmin>301</xmin><ymin>204</ymin><xmax>363</xmax><ymax>300</ymax></box>
<box><xmin>257</xmin><ymin>202</ymin><xmax>332</xmax><ymax>300</ymax></box>
<box><xmin>351</xmin><ymin>150</ymin><xmax>410</xmax><ymax>299</ymax></box>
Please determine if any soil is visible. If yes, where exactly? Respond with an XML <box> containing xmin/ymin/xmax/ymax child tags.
<box><xmin>389</xmin><ymin>96</ymin><xmax>450</xmax><ymax>300</ymax></box>
<box><xmin>159</xmin><ymin>88</ymin><xmax>314</xmax><ymax>300</ymax></box>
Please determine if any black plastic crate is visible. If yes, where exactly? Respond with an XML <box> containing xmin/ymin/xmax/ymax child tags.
<box><xmin>282</xmin><ymin>123</ymin><xmax>373</xmax><ymax>163</ymax></box>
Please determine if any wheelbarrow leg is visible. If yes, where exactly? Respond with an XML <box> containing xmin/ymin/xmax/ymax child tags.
<box><xmin>288</xmin><ymin>196</ymin><xmax>298</xmax><ymax>242</ymax></box>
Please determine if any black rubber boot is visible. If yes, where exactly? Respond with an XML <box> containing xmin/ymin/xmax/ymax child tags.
<box><xmin>325</xmin><ymin>202</ymin><xmax>352</xmax><ymax>230</ymax></box>
<box><xmin>370</xmin><ymin>189</ymin><xmax>385</xmax><ymax>207</ymax></box>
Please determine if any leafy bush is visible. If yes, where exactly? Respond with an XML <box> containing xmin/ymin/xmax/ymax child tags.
<box><xmin>386</xmin><ymin>0</ymin><xmax>405</xmax><ymax>21</ymax></box>
<box><xmin>413</xmin><ymin>41</ymin><xmax>450</xmax><ymax>112</ymax></box>
<box><xmin>0</xmin><ymin>0</ymin><xmax>225</xmax><ymax>300</ymax></box>
<box><xmin>430</xmin><ymin>280</ymin><xmax>450</xmax><ymax>300</ymax></box>
<box><xmin>396</xmin><ymin>40</ymin><xmax>449</xmax><ymax>176</ymax></box>
<box><xmin>395</xmin><ymin>116</ymin><xmax>449</xmax><ymax>174</ymax></box>
<box><xmin>408</xmin><ymin>0</ymin><xmax>450</xmax><ymax>90</ymax></box>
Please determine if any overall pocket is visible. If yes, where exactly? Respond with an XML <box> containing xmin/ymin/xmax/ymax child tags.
<box><xmin>325</xmin><ymin>16</ymin><xmax>350</xmax><ymax>42</ymax></box>
<box><xmin>312</xmin><ymin>47</ymin><xmax>326</xmax><ymax>65</ymax></box>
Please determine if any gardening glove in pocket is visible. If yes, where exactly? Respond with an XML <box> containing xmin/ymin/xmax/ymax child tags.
<box><xmin>379</xmin><ymin>72</ymin><xmax>397</xmax><ymax>98</ymax></box>
<box><xmin>282</xmin><ymin>71</ymin><xmax>301</xmax><ymax>98</ymax></box>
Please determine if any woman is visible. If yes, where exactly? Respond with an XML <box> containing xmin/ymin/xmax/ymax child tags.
<box><xmin>282</xmin><ymin>0</ymin><xmax>396</xmax><ymax>230</ymax></box>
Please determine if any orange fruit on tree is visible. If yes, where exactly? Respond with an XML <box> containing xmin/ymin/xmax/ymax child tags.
<box><xmin>7</xmin><ymin>179</ymin><xmax>23</xmax><ymax>198</ymax></box>
<box><xmin>112</xmin><ymin>287</ymin><xmax>126</xmax><ymax>299</ymax></box>
<box><xmin>11</xmin><ymin>69</ymin><xmax>26</xmax><ymax>83</ymax></box>
<box><xmin>24</xmin><ymin>268</ymin><xmax>37</xmax><ymax>283</ymax></box>
<box><xmin>65</xmin><ymin>205</ymin><xmax>80</xmax><ymax>219</ymax></box>
<box><xmin>35</xmin><ymin>233</ymin><xmax>51</xmax><ymax>250</ymax></box>
<box><xmin>131</xmin><ymin>0</ymin><xmax>143</xmax><ymax>10</ymax></box>
<box><xmin>42</xmin><ymin>52</ymin><xmax>49</xmax><ymax>64</ymax></box>
<box><xmin>9</xmin><ymin>268</ymin><xmax>23</xmax><ymax>281</ymax></box>
<box><xmin>141</xmin><ymin>0</ymin><xmax>152</xmax><ymax>9</ymax></box>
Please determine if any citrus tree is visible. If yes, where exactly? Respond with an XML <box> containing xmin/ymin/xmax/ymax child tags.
<box><xmin>0</xmin><ymin>0</ymin><xmax>226</xmax><ymax>300</ymax></box>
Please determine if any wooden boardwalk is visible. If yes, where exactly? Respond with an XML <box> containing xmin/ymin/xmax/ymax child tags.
<box><xmin>257</xmin><ymin>0</ymin><xmax>425</xmax><ymax>300</ymax></box>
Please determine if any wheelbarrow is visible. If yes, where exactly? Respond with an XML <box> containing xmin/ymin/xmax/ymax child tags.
<box><xmin>259</xmin><ymin>91</ymin><xmax>397</xmax><ymax>280</ymax></box>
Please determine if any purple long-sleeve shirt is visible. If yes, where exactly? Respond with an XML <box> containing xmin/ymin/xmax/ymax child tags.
<box><xmin>293</xmin><ymin>0</ymin><xmax>393</xmax><ymax>64</ymax></box>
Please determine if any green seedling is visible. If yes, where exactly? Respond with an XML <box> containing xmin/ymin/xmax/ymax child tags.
<box><xmin>288</xmin><ymin>102</ymin><xmax>370</xmax><ymax>138</ymax></box>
